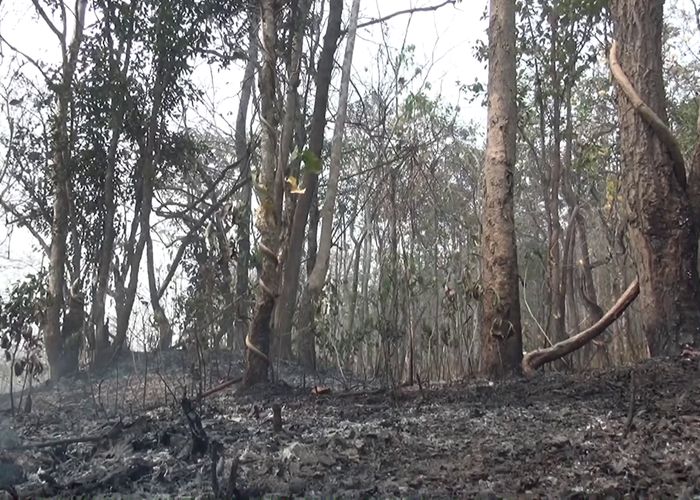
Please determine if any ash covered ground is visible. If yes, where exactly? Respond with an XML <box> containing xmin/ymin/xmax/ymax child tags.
<box><xmin>1</xmin><ymin>350</ymin><xmax>698</xmax><ymax>498</ymax></box>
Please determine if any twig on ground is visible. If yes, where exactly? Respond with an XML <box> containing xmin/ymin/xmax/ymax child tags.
<box><xmin>623</xmin><ymin>370</ymin><xmax>636</xmax><ymax>439</ymax></box>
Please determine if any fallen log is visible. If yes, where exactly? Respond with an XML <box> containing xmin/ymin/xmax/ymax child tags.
<box><xmin>522</xmin><ymin>278</ymin><xmax>639</xmax><ymax>378</ymax></box>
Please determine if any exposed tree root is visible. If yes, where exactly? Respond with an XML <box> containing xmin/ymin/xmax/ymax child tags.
<box><xmin>522</xmin><ymin>279</ymin><xmax>639</xmax><ymax>377</ymax></box>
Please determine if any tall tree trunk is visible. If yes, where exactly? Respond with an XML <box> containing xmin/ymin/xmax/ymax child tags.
<box><xmin>275</xmin><ymin>0</ymin><xmax>343</xmax><ymax>363</ymax></box>
<box><xmin>243</xmin><ymin>0</ymin><xmax>282</xmax><ymax>386</ymax></box>
<box><xmin>689</xmin><ymin>96</ymin><xmax>700</xmax><ymax>232</ymax></box>
<box><xmin>296</xmin><ymin>0</ymin><xmax>361</xmax><ymax>370</ymax></box>
<box><xmin>610</xmin><ymin>0</ymin><xmax>700</xmax><ymax>355</ymax></box>
<box><xmin>231</xmin><ymin>8</ymin><xmax>260</xmax><ymax>350</ymax></box>
<box><xmin>270</xmin><ymin>0</ymin><xmax>312</xmax><ymax>359</ymax></box>
<box><xmin>89</xmin><ymin>20</ymin><xmax>133</xmax><ymax>359</ymax></box>
<box><xmin>546</xmin><ymin>11</ymin><xmax>566</xmax><ymax>344</ymax></box>
<box><xmin>44</xmin><ymin>0</ymin><xmax>88</xmax><ymax>381</ymax></box>
<box><xmin>102</xmin><ymin>15</ymin><xmax>168</xmax><ymax>365</ymax></box>
<box><xmin>480</xmin><ymin>0</ymin><xmax>523</xmax><ymax>378</ymax></box>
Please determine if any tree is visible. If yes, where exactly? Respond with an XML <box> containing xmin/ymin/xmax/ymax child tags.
<box><xmin>231</xmin><ymin>8</ymin><xmax>260</xmax><ymax>350</ymax></box>
<box><xmin>243</xmin><ymin>0</ymin><xmax>283</xmax><ymax>386</ymax></box>
<box><xmin>296</xmin><ymin>0</ymin><xmax>362</xmax><ymax>371</ymax></box>
<box><xmin>480</xmin><ymin>0</ymin><xmax>523</xmax><ymax>377</ymax></box>
<box><xmin>274</xmin><ymin>0</ymin><xmax>343</xmax><ymax>364</ymax></box>
<box><xmin>610</xmin><ymin>0</ymin><xmax>700</xmax><ymax>355</ymax></box>
<box><xmin>39</xmin><ymin>0</ymin><xmax>89</xmax><ymax>380</ymax></box>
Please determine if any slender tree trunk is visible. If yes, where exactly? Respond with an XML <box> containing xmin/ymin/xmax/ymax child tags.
<box><xmin>231</xmin><ymin>8</ymin><xmax>260</xmax><ymax>351</ymax></box>
<box><xmin>146</xmin><ymin>233</ymin><xmax>173</xmax><ymax>349</ymax></box>
<box><xmin>276</xmin><ymin>0</ymin><xmax>343</xmax><ymax>363</ymax></box>
<box><xmin>610</xmin><ymin>0</ymin><xmax>700</xmax><ymax>355</ymax></box>
<box><xmin>296</xmin><ymin>0</ymin><xmax>360</xmax><ymax>371</ymax></box>
<box><xmin>44</xmin><ymin>0</ymin><xmax>88</xmax><ymax>381</ymax></box>
<box><xmin>105</xmin><ymin>35</ymin><xmax>167</xmax><ymax>365</ymax></box>
<box><xmin>90</xmin><ymin>57</ymin><xmax>130</xmax><ymax>358</ymax></box>
<box><xmin>546</xmin><ymin>11</ymin><xmax>566</xmax><ymax>344</ymax></box>
<box><xmin>576</xmin><ymin>217</ymin><xmax>604</xmax><ymax>323</ymax></box>
<box><xmin>480</xmin><ymin>0</ymin><xmax>523</xmax><ymax>377</ymax></box>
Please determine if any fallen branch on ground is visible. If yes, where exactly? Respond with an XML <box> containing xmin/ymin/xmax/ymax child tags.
<box><xmin>197</xmin><ymin>376</ymin><xmax>243</xmax><ymax>401</ymax></box>
<box><xmin>5</xmin><ymin>420</ymin><xmax>124</xmax><ymax>450</ymax></box>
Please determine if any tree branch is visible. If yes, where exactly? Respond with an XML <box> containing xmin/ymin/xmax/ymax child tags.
<box><xmin>522</xmin><ymin>278</ymin><xmax>640</xmax><ymax>377</ymax></box>
<box><xmin>0</xmin><ymin>34</ymin><xmax>54</xmax><ymax>86</ymax></box>
<box><xmin>609</xmin><ymin>40</ymin><xmax>686</xmax><ymax>188</ymax></box>
<box><xmin>30</xmin><ymin>0</ymin><xmax>65</xmax><ymax>46</ymax></box>
<box><xmin>354</xmin><ymin>0</ymin><xmax>457</xmax><ymax>31</ymax></box>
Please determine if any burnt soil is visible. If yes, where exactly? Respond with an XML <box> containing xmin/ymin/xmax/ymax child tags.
<box><xmin>1</xmin><ymin>352</ymin><xmax>699</xmax><ymax>499</ymax></box>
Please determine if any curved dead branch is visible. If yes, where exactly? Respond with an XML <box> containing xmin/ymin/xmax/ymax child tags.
<box><xmin>609</xmin><ymin>40</ymin><xmax>687</xmax><ymax>188</ymax></box>
<box><xmin>522</xmin><ymin>278</ymin><xmax>640</xmax><ymax>378</ymax></box>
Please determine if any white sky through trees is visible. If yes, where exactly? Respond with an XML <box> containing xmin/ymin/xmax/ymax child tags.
<box><xmin>0</xmin><ymin>0</ymin><xmax>697</xmax><ymax>310</ymax></box>
<box><xmin>0</xmin><ymin>0</ymin><xmax>488</xmax><ymax>289</ymax></box>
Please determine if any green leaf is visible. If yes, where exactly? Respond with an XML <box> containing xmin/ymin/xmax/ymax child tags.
<box><xmin>300</xmin><ymin>149</ymin><xmax>322</xmax><ymax>175</ymax></box>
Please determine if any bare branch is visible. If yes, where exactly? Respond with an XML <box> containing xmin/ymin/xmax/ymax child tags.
<box><xmin>0</xmin><ymin>199</ymin><xmax>51</xmax><ymax>255</ymax></box>
<box><xmin>0</xmin><ymin>35</ymin><xmax>54</xmax><ymax>86</ymax></box>
<box><xmin>30</xmin><ymin>0</ymin><xmax>65</xmax><ymax>46</ymax></box>
<box><xmin>354</xmin><ymin>0</ymin><xmax>457</xmax><ymax>31</ymax></box>
<box><xmin>523</xmin><ymin>278</ymin><xmax>640</xmax><ymax>377</ymax></box>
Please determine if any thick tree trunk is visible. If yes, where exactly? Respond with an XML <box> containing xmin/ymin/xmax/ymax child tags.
<box><xmin>610</xmin><ymin>0</ymin><xmax>700</xmax><ymax>355</ymax></box>
<box><xmin>480</xmin><ymin>0</ymin><xmax>523</xmax><ymax>377</ymax></box>
<box><xmin>689</xmin><ymin>96</ymin><xmax>700</xmax><ymax>230</ymax></box>
<box><xmin>275</xmin><ymin>0</ymin><xmax>343</xmax><ymax>363</ymax></box>
<box><xmin>231</xmin><ymin>9</ymin><xmax>260</xmax><ymax>351</ymax></box>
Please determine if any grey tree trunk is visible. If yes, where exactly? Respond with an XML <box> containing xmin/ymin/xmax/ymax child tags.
<box><xmin>296</xmin><ymin>0</ymin><xmax>362</xmax><ymax>371</ymax></box>
<box><xmin>231</xmin><ymin>8</ymin><xmax>260</xmax><ymax>351</ymax></box>
<box><xmin>44</xmin><ymin>0</ymin><xmax>89</xmax><ymax>381</ymax></box>
<box><xmin>270</xmin><ymin>0</ymin><xmax>312</xmax><ymax>359</ymax></box>
<box><xmin>275</xmin><ymin>0</ymin><xmax>343</xmax><ymax>365</ymax></box>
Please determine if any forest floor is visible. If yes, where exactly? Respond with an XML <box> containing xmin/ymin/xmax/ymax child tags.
<box><xmin>0</xmin><ymin>350</ymin><xmax>699</xmax><ymax>499</ymax></box>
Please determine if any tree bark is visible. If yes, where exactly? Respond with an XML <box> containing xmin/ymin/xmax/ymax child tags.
<box><xmin>609</xmin><ymin>0</ymin><xmax>700</xmax><ymax>355</ymax></box>
<box><xmin>480</xmin><ymin>0</ymin><xmax>523</xmax><ymax>378</ymax></box>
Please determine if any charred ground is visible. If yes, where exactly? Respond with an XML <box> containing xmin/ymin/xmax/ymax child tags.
<box><xmin>1</xmin><ymin>353</ymin><xmax>698</xmax><ymax>498</ymax></box>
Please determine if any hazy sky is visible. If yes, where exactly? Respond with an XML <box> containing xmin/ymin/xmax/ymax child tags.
<box><xmin>0</xmin><ymin>0</ymin><xmax>489</xmax><ymax>288</ymax></box>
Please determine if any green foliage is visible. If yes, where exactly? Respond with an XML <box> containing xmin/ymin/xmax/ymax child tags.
<box><xmin>0</xmin><ymin>272</ymin><xmax>47</xmax><ymax>379</ymax></box>
<box><xmin>299</xmin><ymin>149</ymin><xmax>323</xmax><ymax>175</ymax></box>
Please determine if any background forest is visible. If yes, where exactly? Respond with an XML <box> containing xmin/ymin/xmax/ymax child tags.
<box><xmin>0</xmin><ymin>0</ymin><xmax>699</xmax><ymax>391</ymax></box>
